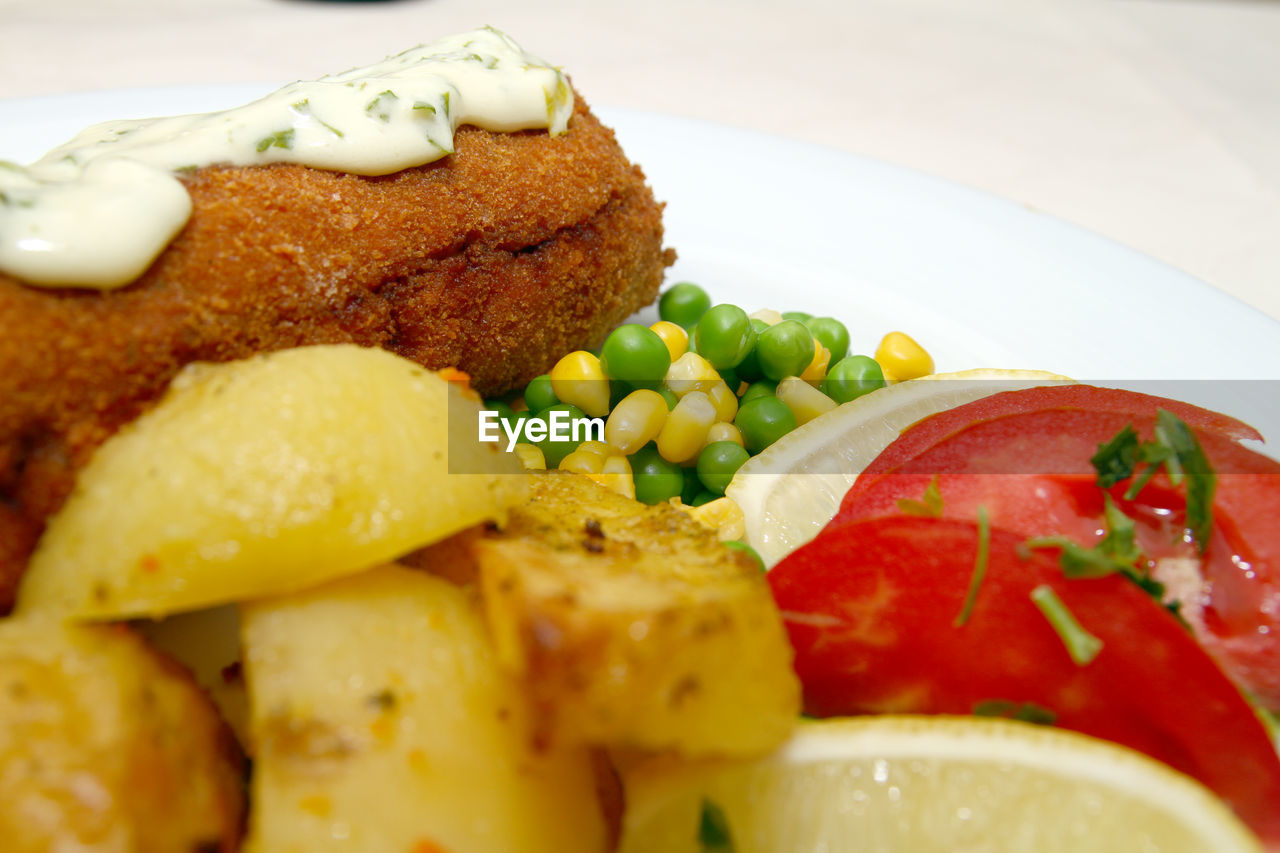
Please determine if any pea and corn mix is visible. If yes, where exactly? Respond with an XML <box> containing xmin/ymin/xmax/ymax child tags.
<box><xmin>485</xmin><ymin>282</ymin><xmax>933</xmax><ymax>547</ymax></box>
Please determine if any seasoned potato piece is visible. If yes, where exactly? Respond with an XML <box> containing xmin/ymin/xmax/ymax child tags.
<box><xmin>470</xmin><ymin>471</ymin><xmax>800</xmax><ymax>756</ymax></box>
<box><xmin>241</xmin><ymin>565</ymin><xmax>607</xmax><ymax>853</ymax></box>
<box><xmin>17</xmin><ymin>344</ymin><xmax>527</xmax><ymax>620</ymax></box>
<box><xmin>0</xmin><ymin>618</ymin><xmax>244</xmax><ymax>852</ymax></box>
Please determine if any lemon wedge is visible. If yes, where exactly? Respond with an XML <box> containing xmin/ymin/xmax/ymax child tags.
<box><xmin>725</xmin><ymin>368</ymin><xmax>1072</xmax><ymax>567</ymax></box>
<box><xmin>618</xmin><ymin>716</ymin><xmax>1262</xmax><ymax>853</ymax></box>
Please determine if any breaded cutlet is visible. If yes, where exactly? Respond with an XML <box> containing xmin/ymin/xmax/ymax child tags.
<box><xmin>0</xmin><ymin>93</ymin><xmax>674</xmax><ymax>606</ymax></box>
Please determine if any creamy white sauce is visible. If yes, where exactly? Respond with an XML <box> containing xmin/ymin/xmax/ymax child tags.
<box><xmin>0</xmin><ymin>27</ymin><xmax>574</xmax><ymax>290</ymax></box>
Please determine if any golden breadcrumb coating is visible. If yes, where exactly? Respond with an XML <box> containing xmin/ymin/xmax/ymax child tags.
<box><xmin>0</xmin><ymin>93</ymin><xmax>674</xmax><ymax>606</ymax></box>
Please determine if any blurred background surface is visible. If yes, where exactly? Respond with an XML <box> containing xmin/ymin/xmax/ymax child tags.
<box><xmin>2</xmin><ymin>0</ymin><xmax>1278</xmax><ymax>321</ymax></box>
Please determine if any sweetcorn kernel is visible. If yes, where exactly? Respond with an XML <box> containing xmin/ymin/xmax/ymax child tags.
<box><xmin>875</xmin><ymin>332</ymin><xmax>933</xmax><ymax>382</ymax></box>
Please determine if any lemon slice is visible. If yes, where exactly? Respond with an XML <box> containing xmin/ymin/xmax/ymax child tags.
<box><xmin>618</xmin><ymin>716</ymin><xmax>1262</xmax><ymax>853</ymax></box>
<box><xmin>725</xmin><ymin>368</ymin><xmax>1072</xmax><ymax>567</ymax></box>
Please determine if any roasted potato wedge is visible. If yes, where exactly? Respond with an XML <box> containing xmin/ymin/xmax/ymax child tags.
<box><xmin>241</xmin><ymin>565</ymin><xmax>608</xmax><ymax>853</ymax></box>
<box><xmin>0</xmin><ymin>617</ymin><xmax>244</xmax><ymax>852</ymax></box>
<box><xmin>466</xmin><ymin>471</ymin><xmax>800</xmax><ymax>757</ymax></box>
<box><xmin>17</xmin><ymin>344</ymin><xmax>527</xmax><ymax>620</ymax></box>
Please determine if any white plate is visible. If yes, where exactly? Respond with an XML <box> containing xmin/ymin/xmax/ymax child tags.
<box><xmin>4</xmin><ymin>85</ymin><xmax>1278</xmax><ymax>445</ymax></box>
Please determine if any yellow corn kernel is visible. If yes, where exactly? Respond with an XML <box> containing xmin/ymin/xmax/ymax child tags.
<box><xmin>681</xmin><ymin>496</ymin><xmax>747</xmax><ymax>542</ymax></box>
<box><xmin>605</xmin><ymin>389</ymin><xmax>668</xmax><ymax>455</ymax></box>
<box><xmin>588</xmin><ymin>453</ymin><xmax>635</xmax><ymax>500</ymax></box>
<box><xmin>513</xmin><ymin>443</ymin><xmax>546</xmax><ymax>470</ymax></box>
<box><xmin>704</xmin><ymin>421</ymin><xmax>744</xmax><ymax>449</ymax></box>
<box><xmin>664</xmin><ymin>351</ymin><xmax>721</xmax><ymax>398</ymax></box>
<box><xmin>706</xmin><ymin>380</ymin><xmax>739</xmax><ymax>423</ymax></box>
<box><xmin>656</xmin><ymin>391</ymin><xmax>716</xmax><ymax>464</ymax></box>
<box><xmin>875</xmin><ymin>331</ymin><xmax>934</xmax><ymax>382</ymax></box>
<box><xmin>649</xmin><ymin>320</ymin><xmax>689</xmax><ymax>362</ymax></box>
<box><xmin>549</xmin><ymin>350</ymin><xmax>610</xmax><ymax>417</ymax></box>
<box><xmin>576</xmin><ymin>440</ymin><xmax>614</xmax><ymax>459</ymax></box>
<box><xmin>749</xmin><ymin>308</ymin><xmax>784</xmax><ymax>326</ymax></box>
<box><xmin>559</xmin><ymin>447</ymin><xmax>606</xmax><ymax>475</ymax></box>
<box><xmin>777</xmin><ymin>376</ymin><xmax>837</xmax><ymax>425</ymax></box>
<box><xmin>801</xmin><ymin>340</ymin><xmax>831</xmax><ymax>386</ymax></box>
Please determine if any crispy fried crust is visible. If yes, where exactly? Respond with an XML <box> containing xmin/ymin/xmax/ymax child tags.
<box><xmin>0</xmin><ymin>95</ymin><xmax>673</xmax><ymax>605</ymax></box>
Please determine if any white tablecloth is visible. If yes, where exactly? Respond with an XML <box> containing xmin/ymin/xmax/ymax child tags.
<box><xmin>3</xmin><ymin>0</ymin><xmax>1278</xmax><ymax>322</ymax></box>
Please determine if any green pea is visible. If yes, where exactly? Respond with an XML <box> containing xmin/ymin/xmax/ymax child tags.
<box><xmin>609</xmin><ymin>378</ymin><xmax>630</xmax><ymax>409</ymax></box>
<box><xmin>781</xmin><ymin>310</ymin><xmax>813</xmax><ymax>323</ymax></box>
<box><xmin>734</xmin><ymin>396</ymin><xmax>797</xmax><ymax>453</ymax></box>
<box><xmin>756</xmin><ymin>320</ymin><xmax>814</xmax><ymax>381</ymax></box>
<box><xmin>806</xmin><ymin>317</ymin><xmax>850</xmax><ymax>363</ymax></box>
<box><xmin>532</xmin><ymin>403</ymin><xmax>586</xmax><ymax>467</ymax></box>
<box><xmin>680</xmin><ymin>466</ymin><xmax>703</xmax><ymax>505</ymax></box>
<box><xmin>657</xmin><ymin>386</ymin><xmax>680</xmax><ymax>410</ymax></box>
<box><xmin>739</xmin><ymin>379</ymin><xmax>777</xmax><ymax>406</ymax></box>
<box><xmin>733</xmin><ymin>318</ymin><xmax>771</xmax><ymax>383</ymax></box>
<box><xmin>524</xmin><ymin>374</ymin><xmax>559</xmax><ymax>412</ymax></box>
<box><xmin>823</xmin><ymin>355</ymin><xmax>886</xmax><ymax>404</ymax></box>
<box><xmin>599</xmin><ymin>324</ymin><xmax>671</xmax><ymax>388</ymax></box>
<box><xmin>659</xmin><ymin>282</ymin><xmax>712</xmax><ymax>329</ymax></box>
<box><xmin>689</xmin><ymin>489</ymin><xmax>718</xmax><ymax>507</ymax></box>
<box><xmin>696</xmin><ymin>441</ymin><xmax>751</xmax><ymax>495</ymax></box>
<box><xmin>484</xmin><ymin>399</ymin><xmax>517</xmax><ymax>426</ymax></box>
<box><xmin>630</xmin><ymin>444</ymin><xmax>685</xmax><ymax>505</ymax></box>
<box><xmin>717</xmin><ymin>366</ymin><xmax>740</xmax><ymax>393</ymax></box>
<box><xmin>725</xmin><ymin>540</ymin><xmax>766</xmax><ymax>572</ymax></box>
<box><xmin>695</xmin><ymin>304</ymin><xmax>756</xmax><ymax>370</ymax></box>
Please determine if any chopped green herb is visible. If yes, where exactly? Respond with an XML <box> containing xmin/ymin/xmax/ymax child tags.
<box><xmin>255</xmin><ymin>129</ymin><xmax>295</xmax><ymax>153</ymax></box>
<box><xmin>1022</xmin><ymin>498</ymin><xmax>1190</xmax><ymax>628</ymax></box>
<box><xmin>1098</xmin><ymin>494</ymin><xmax>1142</xmax><ymax>565</ymax></box>
<box><xmin>1123</xmin><ymin>440</ymin><xmax>1171</xmax><ymax>500</ymax></box>
<box><xmin>897</xmin><ymin>474</ymin><xmax>944</xmax><ymax>518</ymax></box>
<box><xmin>1154</xmin><ymin>410</ymin><xmax>1216</xmax><ymax>549</ymax></box>
<box><xmin>1030</xmin><ymin>585</ymin><xmax>1103</xmax><ymax>666</ymax></box>
<box><xmin>365</xmin><ymin>90</ymin><xmax>400</xmax><ymax>123</ymax></box>
<box><xmin>698</xmin><ymin>798</ymin><xmax>736</xmax><ymax>852</ymax></box>
<box><xmin>412</xmin><ymin>100</ymin><xmax>437</xmax><ymax>116</ymax></box>
<box><xmin>1024</xmin><ymin>536</ymin><xmax>1127</xmax><ymax>579</ymax></box>
<box><xmin>1092</xmin><ymin>412</ymin><xmax>1216</xmax><ymax>553</ymax></box>
<box><xmin>1091</xmin><ymin>425</ymin><xmax>1139</xmax><ymax>488</ymax></box>
<box><xmin>954</xmin><ymin>506</ymin><xmax>990</xmax><ymax>627</ymax></box>
<box><xmin>1024</xmin><ymin>496</ymin><xmax>1141</xmax><ymax>580</ymax></box>
<box><xmin>973</xmin><ymin>699</ymin><xmax>1058</xmax><ymax>726</ymax></box>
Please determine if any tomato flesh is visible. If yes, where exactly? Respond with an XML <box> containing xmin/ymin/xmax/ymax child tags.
<box><xmin>831</xmin><ymin>404</ymin><xmax>1280</xmax><ymax>708</ymax></box>
<box><xmin>857</xmin><ymin>384</ymin><xmax>1261</xmax><ymax>486</ymax></box>
<box><xmin>769</xmin><ymin>516</ymin><xmax>1280</xmax><ymax>843</ymax></box>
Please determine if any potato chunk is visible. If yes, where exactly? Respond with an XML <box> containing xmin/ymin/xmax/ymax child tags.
<box><xmin>469</xmin><ymin>471</ymin><xmax>800</xmax><ymax>757</ymax></box>
<box><xmin>0</xmin><ymin>618</ymin><xmax>244</xmax><ymax>852</ymax></box>
<box><xmin>17</xmin><ymin>345</ymin><xmax>527</xmax><ymax>620</ymax></box>
<box><xmin>241</xmin><ymin>565</ymin><xmax>607</xmax><ymax>853</ymax></box>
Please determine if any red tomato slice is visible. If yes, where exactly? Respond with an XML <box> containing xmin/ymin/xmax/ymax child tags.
<box><xmin>769</xmin><ymin>516</ymin><xmax>1280</xmax><ymax>843</ymax></box>
<box><xmin>852</xmin><ymin>384</ymin><xmax>1262</xmax><ymax>496</ymax></box>
<box><xmin>831</xmin><ymin>407</ymin><xmax>1280</xmax><ymax>708</ymax></box>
